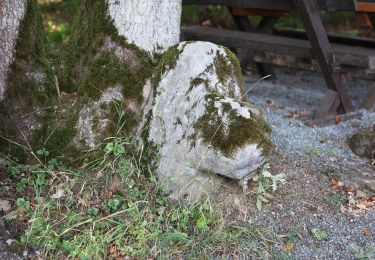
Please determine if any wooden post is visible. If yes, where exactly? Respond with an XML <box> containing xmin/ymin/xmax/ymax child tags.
<box><xmin>292</xmin><ymin>0</ymin><xmax>354</xmax><ymax>117</ymax></box>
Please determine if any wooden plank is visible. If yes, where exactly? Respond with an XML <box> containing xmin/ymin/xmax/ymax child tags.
<box><xmin>182</xmin><ymin>26</ymin><xmax>375</xmax><ymax>69</ymax></box>
<box><xmin>229</xmin><ymin>7</ymin><xmax>276</xmax><ymax>76</ymax></box>
<box><xmin>355</xmin><ymin>0</ymin><xmax>375</xmax><ymax>12</ymax></box>
<box><xmin>183</xmin><ymin>26</ymin><xmax>313</xmax><ymax>56</ymax></box>
<box><xmin>182</xmin><ymin>0</ymin><xmax>355</xmax><ymax>11</ymax></box>
<box><xmin>356</xmin><ymin>13</ymin><xmax>372</xmax><ymax>27</ymax></box>
<box><xmin>231</xmin><ymin>7</ymin><xmax>292</xmax><ymax>16</ymax></box>
<box><xmin>253</xmin><ymin>52</ymin><xmax>375</xmax><ymax>80</ymax></box>
<box><xmin>304</xmin><ymin>112</ymin><xmax>362</xmax><ymax>127</ymax></box>
<box><xmin>362</xmin><ymin>85</ymin><xmax>375</xmax><ymax>111</ymax></box>
<box><xmin>273</xmin><ymin>28</ymin><xmax>375</xmax><ymax>48</ymax></box>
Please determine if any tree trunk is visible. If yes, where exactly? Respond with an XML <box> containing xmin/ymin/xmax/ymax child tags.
<box><xmin>0</xmin><ymin>0</ymin><xmax>27</xmax><ymax>101</ymax></box>
<box><xmin>0</xmin><ymin>0</ymin><xmax>273</xmax><ymax>200</ymax></box>
<box><xmin>108</xmin><ymin>0</ymin><xmax>182</xmax><ymax>53</ymax></box>
<box><xmin>0</xmin><ymin>0</ymin><xmax>182</xmax><ymax>158</ymax></box>
<box><xmin>0</xmin><ymin>0</ymin><xmax>51</xmax><ymax>159</ymax></box>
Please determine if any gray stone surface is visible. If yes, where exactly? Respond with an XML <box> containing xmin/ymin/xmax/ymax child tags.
<box><xmin>148</xmin><ymin>42</ymin><xmax>272</xmax><ymax>200</ymax></box>
<box><xmin>348</xmin><ymin>129</ymin><xmax>375</xmax><ymax>159</ymax></box>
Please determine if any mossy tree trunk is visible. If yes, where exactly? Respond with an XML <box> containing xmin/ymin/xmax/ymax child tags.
<box><xmin>0</xmin><ymin>0</ymin><xmax>54</xmax><ymax>159</ymax></box>
<box><xmin>0</xmin><ymin>0</ymin><xmax>274</xmax><ymax>200</ymax></box>
<box><xmin>0</xmin><ymin>0</ymin><xmax>182</xmax><ymax>160</ymax></box>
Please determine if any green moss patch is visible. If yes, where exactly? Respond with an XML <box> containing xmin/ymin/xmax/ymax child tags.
<box><xmin>77</xmin><ymin>52</ymin><xmax>146</xmax><ymax>103</ymax></box>
<box><xmin>152</xmin><ymin>44</ymin><xmax>183</xmax><ymax>89</ymax></box>
<box><xmin>194</xmin><ymin>94</ymin><xmax>273</xmax><ymax>157</ymax></box>
<box><xmin>213</xmin><ymin>48</ymin><xmax>244</xmax><ymax>90</ymax></box>
<box><xmin>30</xmin><ymin>106</ymin><xmax>80</xmax><ymax>161</ymax></box>
<box><xmin>5</xmin><ymin>0</ymin><xmax>56</xmax><ymax>111</ymax></box>
<box><xmin>61</xmin><ymin>0</ymin><xmax>153</xmax><ymax>94</ymax></box>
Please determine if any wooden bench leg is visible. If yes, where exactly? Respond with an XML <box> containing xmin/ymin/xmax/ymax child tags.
<box><xmin>292</xmin><ymin>0</ymin><xmax>354</xmax><ymax>117</ymax></box>
<box><xmin>228</xmin><ymin>7</ymin><xmax>276</xmax><ymax>77</ymax></box>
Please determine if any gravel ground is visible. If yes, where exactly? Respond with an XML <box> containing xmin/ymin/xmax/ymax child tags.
<box><xmin>214</xmin><ymin>68</ymin><xmax>375</xmax><ymax>259</ymax></box>
<box><xmin>247</xmin><ymin>68</ymin><xmax>374</xmax><ymax>160</ymax></box>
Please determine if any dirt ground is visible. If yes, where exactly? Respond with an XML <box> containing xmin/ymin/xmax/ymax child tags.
<box><xmin>213</xmin><ymin>67</ymin><xmax>375</xmax><ymax>259</ymax></box>
<box><xmin>1</xmin><ymin>68</ymin><xmax>374</xmax><ymax>259</ymax></box>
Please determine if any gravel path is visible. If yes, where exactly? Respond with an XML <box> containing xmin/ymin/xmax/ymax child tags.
<box><xmin>219</xmin><ymin>68</ymin><xmax>375</xmax><ymax>259</ymax></box>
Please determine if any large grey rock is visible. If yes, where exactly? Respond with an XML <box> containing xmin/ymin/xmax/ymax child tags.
<box><xmin>348</xmin><ymin>129</ymin><xmax>375</xmax><ymax>159</ymax></box>
<box><xmin>147</xmin><ymin>41</ymin><xmax>273</xmax><ymax>200</ymax></box>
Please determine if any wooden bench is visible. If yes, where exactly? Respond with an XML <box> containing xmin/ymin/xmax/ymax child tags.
<box><xmin>182</xmin><ymin>0</ymin><xmax>375</xmax><ymax>125</ymax></box>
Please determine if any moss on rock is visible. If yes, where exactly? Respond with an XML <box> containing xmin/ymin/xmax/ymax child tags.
<box><xmin>213</xmin><ymin>48</ymin><xmax>245</xmax><ymax>92</ymax></box>
<box><xmin>152</xmin><ymin>44</ymin><xmax>182</xmax><ymax>89</ymax></box>
<box><xmin>348</xmin><ymin>129</ymin><xmax>375</xmax><ymax>159</ymax></box>
<box><xmin>194</xmin><ymin>94</ymin><xmax>274</xmax><ymax>157</ymax></box>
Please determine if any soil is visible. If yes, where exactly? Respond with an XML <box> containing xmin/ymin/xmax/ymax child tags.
<box><xmin>213</xmin><ymin>67</ymin><xmax>375</xmax><ymax>259</ymax></box>
<box><xmin>1</xmin><ymin>68</ymin><xmax>374</xmax><ymax>259</ymax></box>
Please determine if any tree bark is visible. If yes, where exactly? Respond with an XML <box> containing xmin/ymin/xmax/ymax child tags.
<box><xmin>0</xmin><ymin>0</ymin><xmax>51</xmax><ymax>159</ymax></box>
<box><xmin>0</xmin><ymin>0</ymin><xmax>27</xmax><ymax>101</ymax></box>
<box><xmin>0</xmin><ymin>0</ymin><xmax>183</xmax><ymax>159</ymax></box>
<box><xmin>108</xmin><ymin>0</ymin><xmax>181</xmax><ymax>53</ymax></box>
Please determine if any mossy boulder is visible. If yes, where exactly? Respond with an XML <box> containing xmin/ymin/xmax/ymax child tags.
<box><xmin>348</xmin><ymin>129</ymin><xmax>375</xmax><ymax>159</ymax></box>
<box><xmin>146</xmin><ymin>41</ymin><xmax>274</xmax><ymax>201</ymax></box>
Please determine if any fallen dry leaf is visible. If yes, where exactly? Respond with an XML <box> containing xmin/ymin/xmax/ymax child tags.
<box><xmin>344</xmin><ymin>186</ymin><xmax>356</xmax><ymax>193</ymax></box>
<box><xmin>335</xmin><ymin>116</ymin><xmax>343</xmax><ymax>125</ymax></box>
<box><xmin>331</xmin><ymin>179</ymin><xmax>339</xmax><ymax>189</ymax></box>
<box><xmin>356</xmin><ymin>190</ymin><xmax>367</xmax><ymax>199</ymax></box>
<box><xmin>284</xmin><ymin>242</ymin><xmax>294</xmax><ymax>251</ymax></box>
<box><xmin>364</xmin><ymin>229</ymin><xmax>371</xmax><ymax>237</ymax></box>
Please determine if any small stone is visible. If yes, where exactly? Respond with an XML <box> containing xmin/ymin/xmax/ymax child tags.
<box><xmin>349</xmin><ymin>219</ymin><xmax>354</xmax><ymax>223</ymax></box>
<box><xmin>347</xmin><ymin>129</ymin><xmax>375</xmax><ymax>159</ymax></box>
<box><xmin>51</xmin><ymin>188</ymin><xmax>65</xmax><ymax>199</ymax></box>
<box><xmin>0</xmin><ymin>199</ymin><xmax>11</xmax><ymax>212</ymax></box>
<box><xmin>364</xmin><ymin>229</ymin><xmax>371</xmax><ymax>236</ymax></box>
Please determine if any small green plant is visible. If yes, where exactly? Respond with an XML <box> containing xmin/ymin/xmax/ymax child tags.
<box><xmin>306</xmin><ymin>146</ymin><xmax>322</xmax><ymax>156</ymax></box>
<box><xmin>104</xmin><ymin>141</ymin><xmax>126</xmax><ymax>156</ymax></box>
<box><xmin>327</xmin><ymin>148</ymin><xmax>335</xmax><ymax>157</ymax></box>
<box><xmin>9</xmin><ymin>164</ymin><xmax>23</xmax><ymax>177</ymax></box>
<box><xmin>347</xmin><ymin>244</ymin><xmax>375</xmax><ymax>260</ymax></box>
<box><xmin>286</xmin><ymin>227</ymin><xmax>299</xmax><ymax>244</ymax></box>
<box><xmin>311</xmin><ymin>228</ymin><xmax>328</xmax><ymax>240</ymax></box>
<box><xmin>328</xmin><ymin>194</ymin><xmax>344</xmax><ymax>211</ymax></box>
<box><xmin>253</xmin><ymin>163</ymin><xmax>286</xmax><ymax>210</ymax></box>
<box><xmin>16</xmin><ymin>198</ymin><xmax>30</xmax><ymax>213</ymax></box>
<box><xmin>105</xmin><ymin>198</ymin><xmax>121</xmax><ymax>212</ymax></box>
<box><xmin>37</xmin><ymin>148</ymin><xmax>50</xmax><ymax>157</ymax></box>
